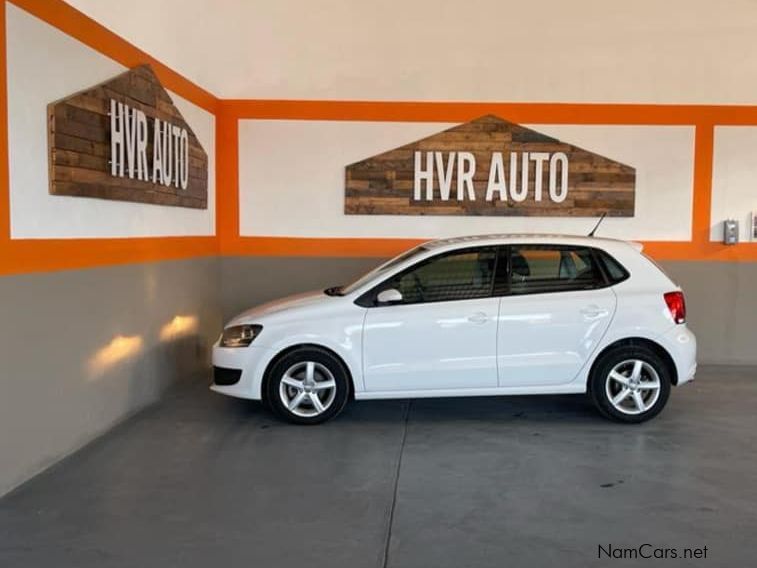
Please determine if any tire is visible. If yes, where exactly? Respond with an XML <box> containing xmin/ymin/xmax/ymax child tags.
<box><xmin>265</xmin><ymin>346</ymin><xmax>351</xmax><ymax>425</ymax></box>
<box><xmin>590</xmin><ymin>345</ymin><xmax>671</xmax><ymax>424</ymax></box>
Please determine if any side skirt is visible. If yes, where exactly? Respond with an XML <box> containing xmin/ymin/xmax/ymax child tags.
<box><xmin>355</xmin><ymin>384</ymin><xmax>587</xmax><ymax>400</ymax></box>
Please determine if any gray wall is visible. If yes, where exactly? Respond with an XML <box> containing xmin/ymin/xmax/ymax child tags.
<box><xmin>662</xmin><ymin>261</ymin><xmax>757</xmax><ymax>365</ymax></box>
<box><xmin>221</xmin><ymin>255</ymin><xmax>757</xmax><ymax>366</ymax></box>
<box><xmin>0</xmin><ymin>257</ymin><xmax>222</xmax><ymax>496</ymax></box>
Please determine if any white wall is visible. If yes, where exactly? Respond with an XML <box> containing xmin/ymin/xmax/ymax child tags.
<box><xmin>65</xmin><ymin>0</ymin><xmax>757</xmax><ymax>104</ymax></box>
<box><xmin>239</xmin><ymin>120</ymin><xmax>694</xmax><ymax>241</ymax></box>
<box><xmin>710</xmin><ymin>127</ymin><xmax>757</xmax><ymax>243</ymax></box>
<box><xmin>6</xmin><ymin>4</ymin><xmax>216</xmax><ymax>239</ymax></box>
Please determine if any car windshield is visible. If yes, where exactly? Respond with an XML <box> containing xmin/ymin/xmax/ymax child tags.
<box><xmin>335</xmin><ymin>245</ymin><xmax>429</xmax><ymax>295</ymax></box>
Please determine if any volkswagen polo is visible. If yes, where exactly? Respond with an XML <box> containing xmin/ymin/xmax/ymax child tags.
<box><xmin>211</xmin><ymin>235</ymin><xmax>696</xmax><ymax>424</ymax></box>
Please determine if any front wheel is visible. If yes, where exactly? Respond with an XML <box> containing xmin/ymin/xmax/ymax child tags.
<box><xmin>265</xmin><ymin>347</ymin><xmax>351</xmax><ymax>425</ymax></box>
<box><xmin>590</xmin><ymin>345</ymin><xmax>671</xmax><ymax>423</ymax></box>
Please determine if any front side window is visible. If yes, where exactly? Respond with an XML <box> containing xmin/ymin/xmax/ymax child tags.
<box><xmin>377</xmin><ymin>247</ymin><xmax>498</xmax><ymax>305</ymax></box>
<box><xmin>509</xmin><ymin>245</ymin><xmax>603</xmax><ymax>295</ymax></box>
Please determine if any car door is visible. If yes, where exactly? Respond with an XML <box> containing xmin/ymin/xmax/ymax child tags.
<box><xmin>497</xmin><ymin>244</ymin><xmax>617</xmax><ymax>387</ymax></box>
<box><xmin>361</xmin><ymin>246</ymin><xmax>500</xmax><ymax>393</ymax></box>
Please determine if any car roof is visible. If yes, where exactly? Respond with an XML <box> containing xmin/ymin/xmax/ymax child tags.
<box><xmin>422</xmin><ymin>233</ymin><xmax>640</xmax><ymax>252</ymax></box>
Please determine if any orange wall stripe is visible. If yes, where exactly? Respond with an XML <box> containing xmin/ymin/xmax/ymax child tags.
<box><xmin>0</xmin><ymin>237</ymin><xmax>217</xmax><ymax>276</ymax></box>
<box><xmin>9</xmin><ymin>0</ymin><xmax>217</xmax><ymax>113</ymax></box>
<box><xmin>648</xmin><ymin>241</ymin><xmax>757</xmax><ymax>262</ymax></box>
<box><xmin>216</xmin><ymin>106</ymin><xmax>239</xmax><ymax>251</ymax></box>
<box><xmin>691</xmin><ymin>124</ymin><xmax>715</xmax><ymax>245</ymax></box>
<box><xmin>224</xmin><ymin>100</ymin><xmax>757</xmax><ymax>126</ymax></box>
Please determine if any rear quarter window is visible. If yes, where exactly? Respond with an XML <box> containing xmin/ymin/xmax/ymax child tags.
<box><xmin>597</xmin><ymin>250</ymin><xmax>630</xmax><ymax>284</ymax></box>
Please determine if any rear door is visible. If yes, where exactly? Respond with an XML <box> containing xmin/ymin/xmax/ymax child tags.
<box><xmin>496</xmin><ymin>244</ymin><xmax>617</xmax><ymax>387</ymax></box>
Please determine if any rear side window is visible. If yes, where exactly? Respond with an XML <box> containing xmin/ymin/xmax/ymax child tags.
<box><xmin>509</xmin><ymin>245</ymin><xmax>604</xmax><ymax>295</ymax></box>
<box><xmin>376</xmin><ymin>247</ymin><xmax>498</xmax><ymax>305</ymax></box>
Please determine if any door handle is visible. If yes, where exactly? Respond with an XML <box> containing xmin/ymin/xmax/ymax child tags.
<box><xmin>468</xmin><ymin>312</ymin><xmax>488</xmax><ymax>324</ymax></box>
<box><xmin>580</xmin><ymin>305</ymin><xmax>609</xmax><ymax>319</ymax></box>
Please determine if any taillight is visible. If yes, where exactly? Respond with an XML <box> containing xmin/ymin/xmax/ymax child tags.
<box><xmin>664</xmin><ymin>291</ymin><xmax>686</xmax><ymax>324</ymax></box>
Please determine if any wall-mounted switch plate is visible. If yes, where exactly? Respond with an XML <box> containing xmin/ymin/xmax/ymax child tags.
<box><xmin>724</xmin><ymin>219</ymin><xmax>739</xmax><ymax>245</ymax></box>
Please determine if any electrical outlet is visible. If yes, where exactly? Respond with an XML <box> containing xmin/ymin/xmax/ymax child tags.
<box><xmin>724</xmin><ymin>219</ymin><xmax>739</xmax><ymax>245</ymax></box>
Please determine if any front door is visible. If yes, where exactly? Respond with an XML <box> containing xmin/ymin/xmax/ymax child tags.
<box><xmin>497</xmin><ymin>245</ymin><xmax>617</xmax><ymax>387</ymax></box>
<box><xmin>362</xmin><ymin>247</ymin><xmax>500</xmax><ymax>393</ymax></box>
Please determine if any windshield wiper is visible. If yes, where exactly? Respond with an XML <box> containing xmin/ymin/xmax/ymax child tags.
<box><xmin>324</xmin><ymin>286</ymin><xmax>345</xmax><ymax>297</ymax></box>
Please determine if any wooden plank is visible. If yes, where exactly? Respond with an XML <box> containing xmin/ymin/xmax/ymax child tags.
<box><xmin>54</xmin><ymin>181</ymin><xmax>206</xmax><ymax>208</ymax></box>
<box><xmin>52</xmin><ymin>148</ymin><xmax>107</xmax><ymax>171</ymax></box>
<box><xmin>54</xmin><ymin>114</ymin><xmax>109</xmax><ymax>143</ymax></box>
<box><xmin>53</xmin><ymin>132</ymin><xmax>108</xmax><ymax>157</ymax></box>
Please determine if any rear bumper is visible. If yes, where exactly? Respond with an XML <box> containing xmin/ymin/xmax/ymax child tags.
<box><xmin>658</xmin><ymin>325</ymin><xmax>697</xmax><ymax>386</ymax></box>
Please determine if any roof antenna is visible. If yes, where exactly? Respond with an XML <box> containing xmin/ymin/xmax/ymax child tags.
<box><xmin>588</xmin><ymin>213</ymin><xmax>607</xmax><ymax>237</ymax></box>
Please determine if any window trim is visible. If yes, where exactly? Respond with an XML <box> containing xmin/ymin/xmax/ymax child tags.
<box><xmin>355</xmin><ymin>245</ymin><xmax>501</xmax><ymax>307</ymax></box>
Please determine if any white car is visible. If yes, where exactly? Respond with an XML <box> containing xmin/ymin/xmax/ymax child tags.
<box><xmin>211</xmin><ymin>234</ymin><xmax>696</xmax><ymax>424</ymax></box>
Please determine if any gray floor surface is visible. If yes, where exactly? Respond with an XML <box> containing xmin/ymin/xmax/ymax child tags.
<box><xmin>1</xmin><ymin>365</ymin><xmax>755</xmax><ymax>567</ymax></box>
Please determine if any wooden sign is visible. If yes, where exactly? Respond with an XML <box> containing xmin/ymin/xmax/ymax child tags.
<box><xmin>345</xmin><ymin>115</ymin><xmax>635</xmax><ymax>217</ymax></box>
<box><xmin>48</xmin><ymin>65</ymin><xmax>208</xmax><ymax>209</ymax></box>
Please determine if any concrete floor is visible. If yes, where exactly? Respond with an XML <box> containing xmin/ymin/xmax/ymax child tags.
<box><xmin>1</xmin><ymin>366</ymin><xmax>756</xmax><ymax>567</ymax></box>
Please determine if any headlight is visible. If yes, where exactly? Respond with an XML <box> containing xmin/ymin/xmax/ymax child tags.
<box><xmin>220</xmin><ymin>324</ymin><xmax>262</xmax><ymax>348</ymax></box>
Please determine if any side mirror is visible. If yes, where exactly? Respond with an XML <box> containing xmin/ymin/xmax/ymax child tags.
<box><xmin>376</xmin><ymin>288</ymin><xmax>403</xmax><ymax>305</ymax></box>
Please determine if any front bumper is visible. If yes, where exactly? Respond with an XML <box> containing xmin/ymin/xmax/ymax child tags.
<box><xmin>210</xmin><ymin>341</ymin><xmax>274</xmax><ymax>400</ymax></box>
<box><xmin>213</xmin><ymin>366</ymin><xmax>242</xmax><ymax>386</ymax></box>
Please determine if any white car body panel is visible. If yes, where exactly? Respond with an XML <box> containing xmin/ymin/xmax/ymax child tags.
<box><xmin>211</xmin><ymin>234</ymin><xmax>697</xmax><ymax>403</ymax></box>
<box><xmin>363</xmin><ymin>296</ymin><xmax>499</xmax><ymax>391</ymax></box>
<box><xmin>496</xmin><ymin>287</ymin><xmax>616</xmax><ymax>387</ymax></box>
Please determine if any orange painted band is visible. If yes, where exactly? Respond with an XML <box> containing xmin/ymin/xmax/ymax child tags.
<box><xmin>224</xmin><ymin>99</ymin><xmax>757</xmax><ymax>126</ymax></box>
<box><xmin>216</xmin><ymin>108</ymin><xmax>239</xmax><ymax>251</ymax></box>
<box><xmin>0</xmin><ymin>236</ymin><xmax>217</xmax><ymax>276</ymax></box>
<box><xmin>691</xmin><ymin>124</ymin><xmax>714</xmax><ymax>246</ymax></box>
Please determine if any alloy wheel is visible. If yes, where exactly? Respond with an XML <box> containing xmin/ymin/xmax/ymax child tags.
<box><xmin>605</xmin><ymin>359</ymin><xmax>662</xmax><ymax>415</ymax></box>
<box><xmin>278</xmin><ymin>361</ymin><xmax>338</xmax><ymax>418</ymax></box>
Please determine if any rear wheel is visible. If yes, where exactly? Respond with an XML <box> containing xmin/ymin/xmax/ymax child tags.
<box><xmin>265</xmin><ymin>347</ymin><xmax>350</xmax><ymax>425</ymax></box>
<box><xmin>590</xmin><ymin>345</ymin><xmax>671</xmax><ymax>423</ymax></box>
